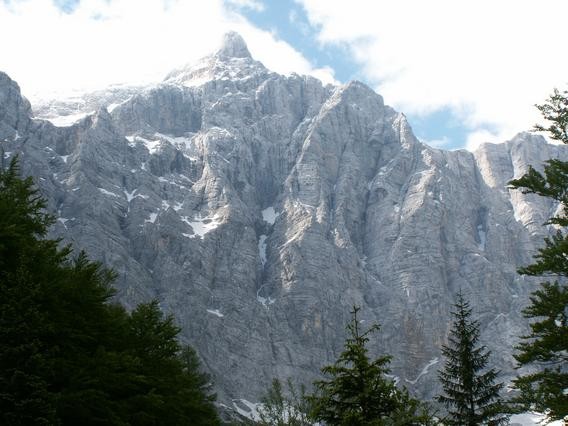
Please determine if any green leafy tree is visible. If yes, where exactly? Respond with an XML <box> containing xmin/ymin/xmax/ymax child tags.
<box><xmin>0</xmin><ymin>158</ymin><xmax>220</xmax><ymax>425</ymax></box>
<box><xmin>257</xmin><ymin>378</ymin><xmax>311</xmax><ymax>426</ymax></box>
<box><xmin>508</xmin><ymin>89</ymin><xmax>568</xmax><ymax>420</ymax></box>
<box><xmin>436</xmin><ymin>292</ymin><xmax>508</xmax><ymax>425</ymax></box>
<box><xmin>309</xmin><ymin>306</ymin><xmax>434</xmax><ymax>426</ymax></box>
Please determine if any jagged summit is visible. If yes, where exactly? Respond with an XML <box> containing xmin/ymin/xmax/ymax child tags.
<box><xmin>215</xmin><ymin>31</ymin><xmax>251</xmax><ymax>59</ymax></box>
<box><xmin>163</xmin><ymin>32</ymin><xmax>266</xmax><ymax>88</ymax></box>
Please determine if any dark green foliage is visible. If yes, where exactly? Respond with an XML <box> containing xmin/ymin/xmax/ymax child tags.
<box><xmin>515</xmin><ymin>283</ymin><xmax>568</xmax><ymax>366</ymax></box>
<box><xmin>0</xmin><ymin>158</ymin><xmax>64</xmax><ymax>424</ymax></box>
<box><xmin>257</xmin><ymin>378</ymin><xmax>311</xmax><ymax>426</ymax></box>
<box><xmin>0</xmin><ymin>157</ymin><xmax>220</xmax><ymax>425</ymax></box>
<box><xmin>508</xmin><ymin>90</ymin><xmax>568</xmax><ymax>420</ymax></box>
<box><xmin>511</xmin><ymin>282</ymin><xmax>568</xmax><ymax>418</ymax></box>
<box><xmin>309</xmin><ymin>306</ymin><xmax>434</xmax><ymax>426</ymax></box>
<box><xmin>533</xmin><ymin>88</ymin><xmax>568</xmax><ymax>144</ymax></box>
<box><xmin>436</xmin><ymin>292</ymin><xmax>508</xmax><ymax>426</ymax></box>
<box><xmin>0</xmin><ymin>157</ymin><xmax>54</xmax><ymax>253</ymax></box>
<box><xmin>510</xmin><ymin>159</ymin><xmax>568</xmax><ymax>230</ymax></box>
<box><xmin>176</xmin><ymin>346</ymin><xmax>220</xmax><ymax>424</ymax></box>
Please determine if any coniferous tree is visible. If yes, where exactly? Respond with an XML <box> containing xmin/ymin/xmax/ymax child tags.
<box><xmin>508</xmin><ymin>89</ymin><xmax>568</xmax><ymax>420</ymax></box>
<box><xmin>309</xmin><ymin>306</ymin><xmax>434</xmax><ymax>426</ymax></box>
<box><xmin>436</xmin><ymin>292</ymin><xmax>508</xmax><ymax>426</ymax></box>
<box><xmin>0</xmin><ymin>158</ymin><xmax>62</xmax><ymax>424</ymax></box>
<box><xmin>176</xmin><ymin>345</ymin><xmax>220</xmax><ymax>425</ymax></box>
<box><xmin>121</xmin><ymin>302</ymin><xmax>220</xmax><ymax>425</ymax></box>
<box><xmin>257</xmin><ymin>378</ymin><xmax>311</xmax><ymax>426</ymax></box>
<box><xmin>0</xmin><ymin>158</ymin><xmax>220</xmax><ymax>425</ymax></box>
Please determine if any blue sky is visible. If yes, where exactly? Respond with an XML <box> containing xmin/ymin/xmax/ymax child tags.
<box><xmin>235</xmin><ymin>1</ymin><xmax>468</xmax><ymax>149</ymax></box>
<box><xmin>235</xmin><ymin>1</ymin><xmax>358</xmax><ymax>82</ymax></box>
<box><xmin>2</xmin><ymin>0</ymin><xmax>567</xmax><ymax>151</ymax></box>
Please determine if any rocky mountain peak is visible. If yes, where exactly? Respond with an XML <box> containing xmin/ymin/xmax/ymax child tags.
<box><xmin>215</xmin><ymin>31</ymin><xmax>252</xmax><ymax>59</ymax></box>
<box><xmin>162</xmin><ymin>33</ymin><xmax>266</xmax><ymax>88</ymax></box>
<box><xmin>0</xmin><ymin>71</ymin><xmax>31</xmax><ymax>140</ymax></box>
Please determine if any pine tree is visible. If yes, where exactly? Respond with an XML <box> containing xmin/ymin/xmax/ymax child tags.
<box><xmin>508</xmin><ymin>89</ymin><xmax>568</xmax><ymax>420</ymax></box>
<box><xmin>436</xmin><ymin>291</ymin><xmax>508</xmax><ymax>425</ymax></box>
<box><xmin>309</xmin><ymin>306</ymin><xmax>434</xmax><ymax>426</ymax></box>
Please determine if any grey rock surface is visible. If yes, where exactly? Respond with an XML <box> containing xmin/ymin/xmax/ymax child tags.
<box><xmin>1</xmin><ymin>34</ymin><xmax>564</xmax><ymax>409</ymax></box>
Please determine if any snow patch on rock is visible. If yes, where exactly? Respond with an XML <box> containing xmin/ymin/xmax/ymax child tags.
<box><xmin>206</xmin><ymin>309</ymin><xmax>224</xmax><ymax>318</ymax></box>
<box><xmin>510</xmin><ymin>412</ymin><xmax>563</xmax><ymax>425</ymax></box>
<box><xmin>145</xmin><ymin>212</ymin><xmax>158</xmax><ymax>224</ymax></box>
<box><xmin>262</xmin><ymin>206</ymin><xmax>280</xmax><ymax>225</ymax></box>
<box><xmin>43</xmin><ymin>111</ymin><xmax>91</xmax><ymax>127</ymax></box>
<box><xmin>477</xmin><ymin>224</ymin><xmax>487</xmax><ymax>251</ymax></box>
<box><xmin>405</xmin><ymin>358</ymin><xmax>439</xmax><ymax>385</ymax></box>
<box><xmin>98</xmin><ymin>187</ymin><xmax>119</xmax><ymax>198</ymax></box>
<box><xmin>180</xmin><ymin>213</ymin><xmax>222</xmax><ymax>239</ymax></box>
<box><xmin>126</xmin><ymin>135</ymin><xmax>163</xmax><ymax>154</ymax></box>
<box><xmin>256</xmin><ymin>284</ymin><xmax>275</xmax><ymax>307</ymax></box>
<box><xmin>258</xmin><ymin>235</ymin><xmax>267</xmax><ymax>266</ymax></box>
<box><xmin>124</xmin><ymin>189</ymin><xmax>148</xmax><ymax>202</ymax></box>
<box><xmin>232</xmin><ymin>399</ymin><xmax>262</xmax><ymax>422</ymax></box>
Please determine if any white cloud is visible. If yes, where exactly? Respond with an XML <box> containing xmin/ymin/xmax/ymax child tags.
<box><xmin>421</xmin><ymin>136</ymin><xmax>451</xmax><ymax>149</ymax></box>
<box><xmin>465</xmin><ymin>129</ymin><xmax>504</xmax><ymax>152</ymax></box>
<box><xmin>0</xmin><ymin>0</ymin><xmax>335</xmax><ymax>102</ymax></box>
<box><xmin>298</xmin><ymin>0</ymin><xmax>568</xmax><ymax>149</ymax></box>
<box><xmin>240</xmin><ymin>26</ymin><xmax>338</xmax><ymax>86</ymax></box>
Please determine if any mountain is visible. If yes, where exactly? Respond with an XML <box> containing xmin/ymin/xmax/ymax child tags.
<box><xmin>1</xmin><ymin>32</ymin><xmax>565</xmax><ymax>412</ymax></box>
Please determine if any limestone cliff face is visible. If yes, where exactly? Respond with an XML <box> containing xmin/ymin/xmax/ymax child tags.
<box><xmin>1</xmin><ymin>32</ymin><xmax>564</xmax><ymax>405</ymax></box>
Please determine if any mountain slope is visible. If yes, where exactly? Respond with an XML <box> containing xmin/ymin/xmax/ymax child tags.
<box><xmin>1</xmin><ymin>32</ymin><xmax>564</xmax><ymax>407</ymax></box>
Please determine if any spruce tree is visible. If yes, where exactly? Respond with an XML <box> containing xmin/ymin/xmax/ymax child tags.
<box><xmin>309</xmin><ymin>306</ymin><xmax>434</xmax><ymax>426</ymax></box>
<box><xmin>257</xmin><ymin>378</ymin><xmax>311</xmax><ymax>426</ymax></box>
<box><xmin>508</xmin><ymin>88</ymin><xmax>568</xmax><ymax>420</ymax></box>
<box><xmin>0</xmin><ymin>158</ymin><xmax>62</xmax><ymax>424</ymax></box>
<box><xmin>0</xmin><ymin>158</ymin><xmax>221</xmax><ymax>425</ymax></box>
<box><xmin>436</xmin><ymin>291</ymin><xmax>508</xmax><ymax>425</ymax></box>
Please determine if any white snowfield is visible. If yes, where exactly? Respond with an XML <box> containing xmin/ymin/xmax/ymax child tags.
<box><xmin>509</xmin><ymin>413</ymin><xmax>564</xmax><ymax>425</ymax></box>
